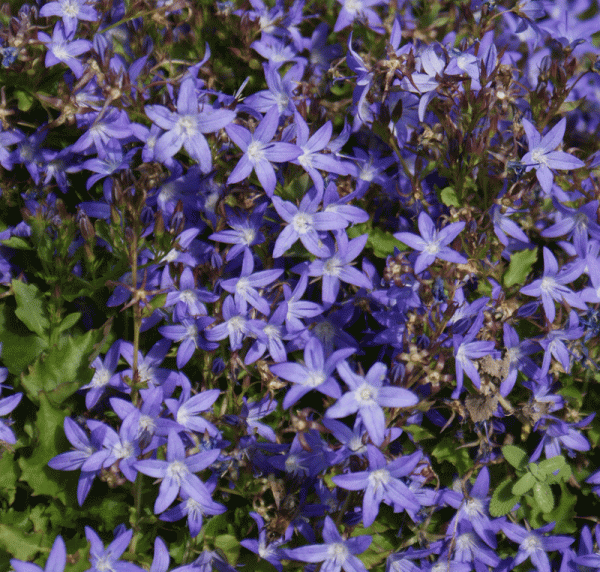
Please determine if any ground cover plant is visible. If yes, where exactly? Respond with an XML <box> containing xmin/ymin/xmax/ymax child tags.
<box><xmin>1</xmin><ymin>0</ymin><xmax>600</xmax><ymax>570</ymax></box>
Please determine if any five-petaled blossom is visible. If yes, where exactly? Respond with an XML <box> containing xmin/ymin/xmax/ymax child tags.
<box><xmin>326</xmin><ymin>360</ymin><xmax>419</xmax><ymax>446</ymax></box>
<box><xmin>394</xmin><ymin>211</ymin><xmax>467</xmax><ymax>274</ymax></box>
<box><xmin>134</xmin><ymin>429</ymin><xmax>224</xmax><ymax>515</ymax></box>
<box><xmin>521</xmin><ymin>117</ymin><xmax>585</xmax><ymax>195</ymax></box>
<box><xmin>285</xmin><ymin>515</ymin><xmax>372</xmax><ymax>572</ymax></box>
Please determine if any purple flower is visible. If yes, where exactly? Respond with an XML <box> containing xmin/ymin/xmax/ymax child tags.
<box><xmin>272</xmin><ymin>187</ymin><xmax>348</xmax><ymax>258</ymax></box>
<box><xmin>40</xmin><ymin>0</ymin><xmax>99</xmax><ymax>36</ymax></box>
<box><xmin>270</xmin><ymin>337</ymin><xmax>355</xmax><ymax>409</ymax></box>
<box><xmin>241</xmin><ymin>512</ymin><xmax>286</xmax><ymax>572</ymax></box>
<box><xmin>226</xmin><ymin>107</ymin><xmax>301</xmax><ymax>196</ymax></box>
<box><xmin>47</xmin><ymin>417</ymin><xmax>104</xmax><ymax>505</ymax></box>
<box><xmin>164</xmin><ymin>386</ymin><xmax>220</xmax><ymax>436</ymax></box>
<box><xmin>292</xmin><ymin>112</ymin><xmax>350</xmax><ymax>192</ymax></box>
<box><xmin>327</xmin><ymin>361</ymin><xmax>419</xmax><ymax>446</ymax></box>
<box><xmin>0</xmin><ymin>391</ymin><xmax>22</xmax><ymax>444</ymax></box>
<box><xmin>158</xmin><ymin>316</ymin><xmax>217</xmax><ymax>368</ymax></box>
<box><xmin>220</xmin><ymin>249</ymin><xmax>283</xmax><ymax>315</ymax></box>
<box><xmin>205</xmin><ymin>295</ymin><xmax>249</xmax><ymax>351</ymax></box>
<box><xmin>452</xmin><ymin>312</ymin><xmax>498</xmax><ymax>398</ymax></box>
<box><xmin>394</xmin><ymin>212</ymin><xmax>467</xmax><ymax>274</ymax></box>
<box><xmin>11</xmin><ymin>535</ymin><xmax>66</xmax><ymax>572</ymax></box>
<box><xmin>134</xmin><ymin>429</ymin><xmax>223</xmax><ymax>515</ymax></box>
<box><xmin>501</xmin><ymin>521</ymin><xmax>573</xmax><ymax>572</ymax></box>
<box><xmin>285</xmin><ymin>515</ymin><xmax>372</xmax><ymax>572</ymax></box>
<box><xmin>82</xmin><ymin>419</ymin><xmax>141</xmax><ymax>483</ymax></box>
<box><xmin>519</xmin><ymin>246</ymin><xmax>586</xmax><ymax>323</ymax></box>
<box><xmin>209</xmin><ymin>202</ymin><xmax>267</xmax><ymax>262</ymax></box>
<box><xmin>159</xmin><ymin>480</ymin><xmax>225</xmax><ymax>538</ymax></box>
<box><xmin>145</xmin><ymin>77</ymin><xmax>236</xmax><ymax>171</ymax></box>
<box><xmin>244</xmin><ymin>302</ymin><xmax>289</xmax><ymax>364</ymax></box>
<box><xmin>38</xmin><ymin>22</ymin><xmax>91</xmax><ymax>79</ymax></box>
<box><xmin>300</xmin><ymin>231</ymin><xmax>372</xmax><ymax>305</ymax></box>
<box><xmin>81</xmin><ymin>341</ymin><xmax>129</xmax><ymax>409</ymax></box>
<box><xmin>334</xmin><ymin>0</ymin><xmax>385</xmax><ymax>33</ymax></box>
<box><xmin>541</xmin><ymin>199</ymin><xmax>600</xmax><ymax>258</ymax></box>
<box><xmin>521</xmin><ymin>117</ymin><xmax>585</xmax><ymax>195</ymax></box>
<box><xmin>163</xmin><ymin>266</ymin><xmax>219</xmax><ymax>321</ymax></box>
<box><xmin>85</xmin><ymin>527</ymin><xmax>145</xmax><ymax>572</ymax></box>
<box><xmin>332</xmin><ymin>446</ymin><xmax>422</xmax><ymax>527</ymax></box>
<box><xmin>282</xmin><ymin>271</ymin><xmax>323</xmax><ymax>332</ymax></box>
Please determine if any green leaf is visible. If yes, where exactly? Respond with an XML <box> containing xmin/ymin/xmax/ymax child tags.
<box><xmin>547</xmin><ymin>463</ymin><xmax>571</xmax><ymax>484</ymax></box>
<box><xmin>431</xmin><ymin>437</ymin><xmax>472</xmax><ymax>474</ymax></box>
<box><xmin>502</xmin><ymin>445</ymin><xmax>528</xmax><ymax>470</ymax></box>
<box><xmin>528</xmin><ymin>463</ymin><xmax>540</xmax><ymax>478</ymax></box>
<box><xmin>503</xmin><ymin>248</ymin><xmax>538</xmax><ymax>288</ymax></box>
<box><xmin>533</xmin><ymin>482</ymin><xmax>554</xmax><ymax>513</ymax></box>
<box><xmin>20</xmin><ymin>328</ymin><xmax>103</xmax><ymax>405</ymax></box>
<box><xmin>367</xmin><ymin>227</ymin><xmax>406</xmax><ymax>258</ymax></box>
<box><xmin>12</xmin><ymin>279</ymin><xmax>50</xmax><ymax>339</ymax></box>
<box><xmin>440</xmin><ymin>186</ymin><xmax>460</xmax><ymax>207</ymax></box>
<box><xmin>17</xmin><ymin>393</ymin><xmax>70</xmax><ymax>502</ymax></box>
<box><xmin>0</xmin><ymin>524</ymin><xmax>44</xmax><ymax>561</ymax></box>
<box><xmin>512</xmin><ymin>473</ymin><xmax>535</xmax><ymax>496</ymax></box>
<box><xmin>214</xmin><ymin>534</ymin><xmax>240</xmax><ymax>564</ymax></box>
<box><xmin>490</xmin><ymin>480</ymin><xmax>518</xmax><ymax>517</ymax></box>
<box><xmin>56</xmin><ymin>312</ymin><xmax>81</xmax><ymax>334</ymax></box>
<box><xmin>0</xmin><ymin>236</ymin><xmax>32</xmax><ymax>249</ymax></box>
<box><xmin>0</xmin><ymin>451</ymin><xmax>19</xmax><ymax>505</ymax></box>
<box><xmin>404</xmin><ymin>424</ymin><xmax>436</xmax><ymax>442</ymax></box>
<box><xmin>15</xmin><ymin>90</ymin><xmax>34</xmax><ymax>112</ymax></box>
<box><xmin>538</xmin><ymin>456</ymin><xmax>566</xmax><ymax>478</ymax></box>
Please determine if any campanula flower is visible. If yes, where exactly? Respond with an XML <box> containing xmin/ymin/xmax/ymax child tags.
<box><xmin>521</xmin><ymin>117</ymin><xmax>585</xmax><ymax>195</ymax></box>
<box><xmin>226</xmin><ymin>107</ymin><xmax>301</xmax><ymax>196</ymax></box>
<box><xmin>285</xmin><ymin>515</ymin><xmax>372</xmax><ymax>572</ymax></box>
<box><xmin>394</xmin><ymin>212</ymin><xmax>467</xmax><ymax>274</ymax></box>
<box><xmin>327</xmin><ymin>361</ymin><xmax>419</xmax><ymax>446</ymax></box>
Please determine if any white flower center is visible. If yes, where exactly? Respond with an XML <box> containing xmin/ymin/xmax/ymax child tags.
<box><xmin>424</xmin><ymin>239</ymin><xmax>441</xmax><ymax>255</ymax></box>
<box><xmin>368</xmin><ymin>468</ymin><xmax>390</xmax><ymax>490</ymax></box>
<box><xmin>139</xmin><ymin>414</ymin><xmax>156</xmax><ymax>434</ymax></box>
<box><xmin>344</xmin><ymin>0</ymin><xmax>363</xmax><ymax>15</ymax></box>
<box><xmin>185</xmin><ymin>323</ymin><xmax>198</xmax><ymax>341</ymax></box>
<box><xmin>242</xmin><ymin>228</ymin><xmax>256</xmax><ymax>245</ymax></box>
<box><xmin>264</xmin><ymin>324</ymin><xmax>281</xmax><ymax>340</ymax></box>
<box><xmin>247</xmin><ymin>140</ymin><xmax>266</xmax><ymax>163</ymax></box>
<box><xmin>531</xmin><ymin>149</ymin><xmax>548</xmax><ymax>166</ymax></box>
<box><xmin>166</xmin><ymin>460</ymin><xmax>189</xmax><ymax>484</ymax></box>
<box><xmin>112</xmin><ymin>440</ymin><xmax>134</xmax><ymax>460</ymax></box>
<box><xmin>355</xmin><ymin>382</ymin><xmax>378</xmax><ymax>405</ymax></box>
<box><xmin>306</xmin><ymin>370</ymin><xmax>326</xmax><ymax>387</ymax></box>
<box><xmin>60</xmin><ymin>0</ymin><xmax>80</xmax><ymax>16</ymax></box>
<box><xmin>139</xmin><ymin>363</ymin><xmax>156</xmax><ymax>385</ymax></box>
<box><xmin>292</xmin><ymin>212</ymin><xmax>313</xmax><ymax>234</ymax></box>
<box><xmin>52</xmin><ymin>44</ymin><xmax>71</xmax><ymax>61</ymax></box>
<box><xmin>228</xmin><ymin>316</ymin><xmax>246</xmax><ymax>333</ymax></box>
<box><xmin>91</xmin><ymin>368</ymin><xmax>111</xmax><ymax>387</ymax></box>
<box><xmin>298</xmin><ymin>151</ymin><xmax>313</xmax><ymax>169</ymax></box>
<box><xmin>521</xmin><ymin>534</ymin><xmax>542</xmax><ymax>554</ymax></box>
<box><xmin>185</xmin><ymin>497</ymin><xmax>203</xmax><ymax>518</ymax></box>
<box><xmin>328</xmin><ymin>542</ymin><xmax>349</xmax><ymax>563</ymax></box>
<box><xmin>540</xmin><ymin>276</ymin><xmax>556</xmax><ymax>293</ymax></box>
<box><xmin>180</xmin><ymin>290</ymin><xmax>198</xmax><ymax>305</ymax></box>
<box><xmin>95</xmin><ymin>555</ymin><xmax>116</xmax><ymax>572</ymax></box>
<box><xmin>464</xmin><ymin>497</ymin><xmax>484</xmax><ymax>517</ymax></box>
<box><xmin>456</xmin><ymin>531</ymin><xmax>477</xmax><ymax>551</ymax></box>
<box><xmin>324</xmin><ymin>256</ymin><xmax>342</xmax><ymax>277</ymax></box>
<box><xmin>177</xmin><ymin>115</ymin><xmax>198</xmax><ymax>137</ymax></box>
<box><xmin>236</xmin><ymin>277</ymin><xmax>251</xmax><ymax>295</ymax></box>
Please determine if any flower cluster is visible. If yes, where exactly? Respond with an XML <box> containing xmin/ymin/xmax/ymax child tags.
<box><xmin>1</xmin><ymin>0</ymin><xmax>600</xmax><ymax>571</ymax></box>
